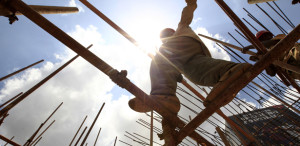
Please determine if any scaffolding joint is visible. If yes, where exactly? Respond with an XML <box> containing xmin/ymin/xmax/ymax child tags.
<box><xmin>108</xmin><ymin>69</ymin><xmax>130</xmax><ymax>89</ymax></box>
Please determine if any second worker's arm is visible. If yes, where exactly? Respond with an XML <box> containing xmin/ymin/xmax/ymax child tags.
<box><xmin>178</xmin><ymin>0</ymin><xmax>197</xmax><ymax>27</ymax></box>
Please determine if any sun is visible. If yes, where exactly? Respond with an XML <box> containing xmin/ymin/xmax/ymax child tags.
<box><xmin>128</xmin><ymin>17</ymin><xmax>164</xmax><ymax>56</ymax></box>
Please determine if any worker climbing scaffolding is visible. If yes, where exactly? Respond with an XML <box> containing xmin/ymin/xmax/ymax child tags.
<box><xmin>128</xmin><ymin>0</ymin><xmax>252</xmax><ymax>144</ymax></box>
<box><xmin>243</xmin><ymin>30</ymin><xmax>300</xmax><ymax>80</ymax></box>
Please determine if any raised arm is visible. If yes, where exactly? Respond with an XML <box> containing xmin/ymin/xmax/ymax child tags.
<box><xmin>178</xmin><ymin>0</ymin><xmax>197</xmax><ymax>27</ymax></box>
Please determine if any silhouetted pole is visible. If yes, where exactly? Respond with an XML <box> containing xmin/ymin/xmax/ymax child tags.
<box><xmin>0</xmin><ymin>44</ymin><xmax>93</xmax><ymax>118</ymax></box>
<box><xmin>24</xmin><ymin>102</ymin><xmax>63</xmax><ymax>146</ymax></box>
<box><xmin>32</xmin><ymin>137</ymin><xmax>42</xmax><ymax>146</ymax></box>
<box><xmin>0</xmin><ymin>92</ymin><xmax>23</xmax><ymax>109</ymax></box>
<box><xmin>0</xmin><ymin>60</ymin><xmax>44</xmax><ymax>82</ymax></box>
<box><xmin>70</xmin><ymin>115</ymin><xmax>88</xmax><ymax>146</ymax></box>
<box><xmin>3</xmin><ymin>136</ymin><xmax>14</xmax><ymax>146</ymax></box>
<box><xmin>93</xmin><ymin>127</ymin><xmax>101</xmax><ymax>146</ymax></box>
<box><xmin>215</xmin><ymin>127</ymin><xmax>230</xmax><ymax>146</ymax></box>
<box><xmin>80</xmin><ymin>103</ymin><xmax>105</xmax><ymax>146</ymax></box>
<box><xmin>114</xmin><ymin>136</ymin><xmax>117</xmax><ymax>146</ymax></box>
<box><xmin>0</xmin><ymin>135</ymin><xmax>20</xmax><ymax>146</ymax></box>
<box><xmin>150</xmin><ymin>111</ymin><xmax>153</xmax><ymax>146</ymax></box>
<box><xmin>30</xmin><ymin>120</ymin><xmax>56</xmax><ymax>145</ymax></box>
<box><xmin>75</xmin><ymin>126</ymin><xmax>88</xmax><ymax>146</ymax></box>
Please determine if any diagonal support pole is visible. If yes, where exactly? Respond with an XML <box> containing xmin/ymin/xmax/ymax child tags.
<box><xmin>177</xmin><ymin>24</ymin><xmax>300</xmax><ymax>143</ymax></box>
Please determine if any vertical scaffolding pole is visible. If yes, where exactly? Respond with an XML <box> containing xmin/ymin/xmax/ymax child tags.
<box><xmin>70</xmin><ymin>115</ymin><xmax>88</xmax><ymax>146</ymax></box>
<box><xmin>114</xmin><ymin>136</ymin><xmax>117</xmax><ymax>146</ymax></box>
<box><xmin>0</xmin><ymin>60</ymin><xmax>44</xmax><ymax>82</ymax></box>
<box><xmin>30</xmin><ymin>120</ymin><xmax>56</xmax><ymax>145</ymax></box>
<box><xmin>24</xmin><ymin>102</ymin><xmax>63</xmax><ymax>146</ymax></box>
<box><xmin>150</xmin><ymin>110</ymin><xmax>153</xmax><ymax>146</ymax></box>
<box><xmin>80</xmin><ymin>103</ymin><xmax>105</xmax><ymax>146</ymax></box>
<box><xmin>93</xmin><ymin>127</ymin><xmax>101</xmax><ymax>146</ymax></box>
<box><xmin>0</xmin><ymin>44</ymin><xmax>92</xmax><ymax>117</ymax></box>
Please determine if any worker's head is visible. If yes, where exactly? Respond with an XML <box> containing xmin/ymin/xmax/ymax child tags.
<box><xmin>256</xmin><ymin>30</ymin><xmax>273</xmax><ymax>41</ymax></box>
<box><xmin>160</xmin><ymin>28</ymin><xmax>175</xmax><ymax>43</ymax></box>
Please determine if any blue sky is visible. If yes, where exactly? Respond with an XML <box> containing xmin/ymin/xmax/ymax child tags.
<box><xmin>0</xmin><ymin>0</ymin><xmax>299</xmax><ymax>145</ymax></box>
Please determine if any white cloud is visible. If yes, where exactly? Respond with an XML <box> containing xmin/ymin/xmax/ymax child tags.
<box><xmin>68</xmin><ymin>0</ymin><xmax>84</xmax><ymax>13</ymax></box>
<box><xmin>195</xmin><ymin>27</ymin><xmax>232</xmax><ymax>60</ymax></box>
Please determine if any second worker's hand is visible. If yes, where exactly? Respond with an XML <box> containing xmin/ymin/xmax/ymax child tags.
<box><xmin>185</xmin><ymin>0</ymin><xmax>197</xmax><ymax>5</ymax></box>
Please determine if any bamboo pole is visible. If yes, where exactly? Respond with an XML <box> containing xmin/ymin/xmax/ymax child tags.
<box><xmin>93</xmin><ymin>127</ymin><xmax>101</xmax><ymax>146</ymax></box>
<box><xmin>75</xmin><ymin>126</ymin><xmax>88</xmax><ymax>146</ymax></box>
<box><xmin>5</xmin><ymin>1</ymin><xmax>210</xmax><ymax>144</ymax></box>
<box><xmin>24</xmin><ymin>102</ymin><xmax>63</xmax><ymax>146</ymax></box>
<box><xmin>177</xmin><ymin>23</ymin><xmax>300</xmax><ymax>143</ymax></box>
<box><xmin>70</xmin><ymin>115</ymin><xmax>88</xmax><ymax>146</ymax></box>
<box><xmin>80</xmin><ymin>103</ymin><xmax>105</xmax><ymax>146</ymax></box>
<box><xmin>0</xmin><ymin>135</ymin><xmax>20</xmax><ymax>146</ymax></box>
<box><xmin>30</xmin><ymin>120</ymin><xmax>56</xmax><ymax>145</ymax></box>
<box><xmin>0</xmin><ymin>44</ymin><xmax>92</xmax><ymax>118</ymax></box>
<box><xmin>0</xmin><ymin>92</ymin><xmax>23</xmax><ymax>109</ymax></box>
<box><xmin>3</xmin><ymin>136</ymin><xmax>14</xmax><ymax>146</ymax></box>
<box><xmin>0</xmin><ymin>60</ymin><xmax>44</xmax><ymax>82</ymax></box>
<box><xmin>215</xmin><ymin>127</ymin><xmax>230</xmax><ymax>146</ymax></box>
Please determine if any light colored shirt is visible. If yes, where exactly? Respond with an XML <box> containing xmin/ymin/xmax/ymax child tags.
<box><xmin>173</xmin><ymin>3</ymin><xmax>212</xmax><ymax>57</ymax></box>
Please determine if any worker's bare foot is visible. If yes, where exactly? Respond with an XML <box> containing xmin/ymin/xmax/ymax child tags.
<box><xmin>203</xmin><ymin>63</ymin><xmax>252</xmax><ymax>107</ymax></box>
<box><xmin>128</xmin><ymin>95</ymin><xmax>180</xmax><ymax>114</ymax></box>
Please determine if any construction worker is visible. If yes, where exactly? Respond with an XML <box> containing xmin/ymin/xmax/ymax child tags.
<box><xmin>243</xmin><ymin>30</ymin><xmax>300</xmax><ymax>80</ymax></box>
<box><xmin>128</xmin><ymin>0</ymin><xmax>251</xmax><ymax>144</ymax></box>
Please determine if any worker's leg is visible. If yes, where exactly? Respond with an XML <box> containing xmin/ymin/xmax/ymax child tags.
<box><xmin>183</xmin><ymin>54</ymin><xmax>237</xmax><ymax>86</ymax></box>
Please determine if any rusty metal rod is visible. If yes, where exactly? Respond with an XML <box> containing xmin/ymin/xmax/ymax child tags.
<box><xmin>80</xmin><ymin>103</ymin><xmax>105</xmax><ymax>146</ymax></box>
<box><xmin>5</xmin><ymin>0</ymin><xmax>209</xmax><ymax>144</ymax></box>
<box><xmin>70</xmin><ymin>115</ymin><xmax>88</xmax><ymax>146</ymax></box>
<box><xmin>177</xmin><ymin>23</ymin><xmax>300</xmax><ymax>143</ymax></box>
<box><xmin>0</xmin><ymin>92</ymin><xmax>23</xmax><ymax>109</ymax></box>
<box><xmin>24</xmin><ymin>102</ymin><xmax>63</xmax><ymax>146</ymax></box>
<box><xmin>272</xmin><ymin>1</ymin><xmax>295</xmax><ymax>28</ymax></box>
<box><xmin>75</xmin><ymin>126</ymin><xmax>88</xmax><ymax>146</ymax></box>
<box><xmin>0</xmin><ymin>43</ymin><xmax>92</xmax><ymax>117</ymax></box>
<box><xmin>242</xmin><ymin>18</ymin><xmax>258</xmax><ymax>32</ymax></box>
<box><xmin>0</xmin><ymin>135</ymin><xmax>20</xmax><ymax>146</ymax></box>
<box><xmin>93</xmin><ymin>127</ymin><xmax>101</xmax><ymax>146</ymax></box>
<box><xmin>0</xmin><ymin>60</ymin><xmax>44</xmax><ymax>82</ymax></box>
<box><xmin>31</xmin><ymin>120</ymin><xmax>55</xmax><ymax>145</ymax></box>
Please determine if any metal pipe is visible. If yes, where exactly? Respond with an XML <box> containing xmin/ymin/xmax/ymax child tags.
<box><xmin>70</xmin><ymin>115</ymin><xmax>88</xmax><ymax>146</ymax></box>
<box><xmin>0</xmin><ymin>44</ymin><xmax>92</xmax><ymax>117</ymax></box>
<box><xmin>0</xmin><ymin>60</ymin><xmax>44</xmax><ymax>81</ymax></box>
<box><xmin>80</xmin><ymin>103</ymin><xmax>105</xmax><ymax>146</ymax></box>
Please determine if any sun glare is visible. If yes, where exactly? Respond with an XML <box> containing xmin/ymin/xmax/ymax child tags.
<box><xmin>129</xmin><ymin>18</ymin><xmax>163</xmax><ymax>56</ymax></box>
